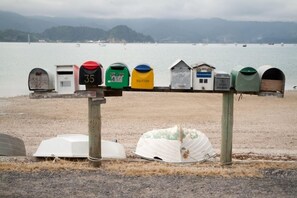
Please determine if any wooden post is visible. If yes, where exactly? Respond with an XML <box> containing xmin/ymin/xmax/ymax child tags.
<box><xmin>221</xmin><ymin>92</ymin><xmax>234</xmax><ymax>165</ymax></box>
<box><xmin>88</xmin><ymin>97</ymin><xmax>105</xmax><ymax>167</ymax></box>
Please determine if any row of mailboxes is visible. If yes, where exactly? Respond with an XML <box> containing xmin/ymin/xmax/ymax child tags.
<box><xmin>28</xmin><ymin>61</ymin><xmax>155</xmax><ymax>93</ymax></box>
<box><xmin>169</xmin><ymin>60</ymin><xmax>230</xmax><ymax>91</ymax></box>
<box><xmin>169</xmin><ymin>60</ymin><xmax>285</xmax><ymax>95</ymax></box>
<box><xmin>231</xmin><ymin>65</ymin><xmax>285</xmax><ymax>96</ymax></box>
<box><xmin>78</xmin><ymin>61</ymin><xmax>154</xmax><ymax>90</ymax></box>
<box><xmin>28</xmin><ymin>60</ymin><xmax>285</xmax><ymax>95</ymax></box>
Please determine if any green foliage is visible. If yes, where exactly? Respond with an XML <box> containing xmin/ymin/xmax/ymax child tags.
<box><xmin>0</xmin><ymin>25</ymin><xmax>154</xmax><ymax>43</ymax></box>
<box><xmin>0</xmin><ymin>29</ymin><xmax>38</xmax><ymax>42</ymax></box>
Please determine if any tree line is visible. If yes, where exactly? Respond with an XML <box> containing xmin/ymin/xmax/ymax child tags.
<box><xmin>0</xmin><ymin>25</ymin><xmax>154</xmax><ymax>43</ymax></box>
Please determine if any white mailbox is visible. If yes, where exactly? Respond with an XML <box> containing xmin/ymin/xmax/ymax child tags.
<box><xmin>192</xmin><ymin>62</ymin><xmax>216</xmax><ymax>91</ymax></box>
<box><xmin>56</xmin><ymin>65</ymin><xmax>79</xmax><ymax>94</ymax></box>
<box><xmin>169</xmin><ymin>59</ymin><xmax>192</xmax><ymax>90</ymax></box>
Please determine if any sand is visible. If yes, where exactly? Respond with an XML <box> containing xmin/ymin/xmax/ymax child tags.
<box><xmin>1</xmin><ymin>91</ymin><xmax>297</xmax><ymax>158</ymax></box>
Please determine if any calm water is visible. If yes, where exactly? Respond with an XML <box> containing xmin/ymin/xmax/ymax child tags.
<box><xmin>0</xmin><ymin>42</ymin><xmax>296</xmax><ymax>97</ymax></box>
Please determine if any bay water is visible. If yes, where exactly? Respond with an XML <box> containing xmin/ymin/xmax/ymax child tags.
<box><xmin>0</xmin><ymin>42</ymin><xmax>296</xmax><ymax>97</ymax></box>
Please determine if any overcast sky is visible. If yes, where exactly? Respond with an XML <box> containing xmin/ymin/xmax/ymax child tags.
<box><xmin>1</xmin><ymin>0</ymin><xmax>297</xmax><ymax>21</ymax></box>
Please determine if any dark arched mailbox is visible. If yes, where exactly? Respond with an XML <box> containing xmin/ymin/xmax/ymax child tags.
<box><xmin>257</xmin><ymin>65</ymin><xmax>285</xmax><ymax>97</ymax></box>
<box><xmin>79</xmin><ymin>61</ymin><xmax>104</xmax><ymax>86</ymax></box>
<box><xmin>28</xmin><ymin>68</ymin><xmax>55</xmax><ymax>91</ymax></box>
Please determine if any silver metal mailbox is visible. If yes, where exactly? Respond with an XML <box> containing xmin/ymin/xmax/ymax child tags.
<box><xmin>169</xmin><ymin>59</ymin><xmax>192</xmax><ymax>90</ymax></box>
<box><xmin>214</xmin><ymin>72</ymin><xmax>231</xmax><ymax>91</ymax></box>
<box><xmin>28</xmin><ymin>68</ymin><xmax>55</xmax><ymax>91</ymax></box>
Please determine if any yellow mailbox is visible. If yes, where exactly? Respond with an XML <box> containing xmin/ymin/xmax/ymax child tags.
<box><xmin>131</xmin><ymin>64</ymin><xmax>154</xmax><ymax>89</ymax></box>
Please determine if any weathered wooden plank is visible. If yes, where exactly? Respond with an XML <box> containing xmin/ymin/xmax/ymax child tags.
<box><xmin>261</xmin><ymin>80</ymin><xmax>283</xmax><ymax>91</ymax></box>
<box><xmin>88</xmin><ymin>98</ymin><xmax>106</xmax><ymax>167</ymax></box>
<box><xmin>221</xmin><ymin>92</ymin><xmax>234</xmax><ymax>165</ymax></box>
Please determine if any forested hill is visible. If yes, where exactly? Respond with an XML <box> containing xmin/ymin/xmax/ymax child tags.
<box><xmin>1</xmin><ymin>10</ymin><xmax>297</xmax><ymax>43</ymax></box>
<box><xmin>0</xmin><ymin>25</ymin><xmax>154</xmax><ymax>43</ymax></box>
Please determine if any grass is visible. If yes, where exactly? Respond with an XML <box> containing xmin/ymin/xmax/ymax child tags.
<box><xmin>1</xmin><ymin>158</ymin><xmax>296</xmax><ymax>178</ymax></box>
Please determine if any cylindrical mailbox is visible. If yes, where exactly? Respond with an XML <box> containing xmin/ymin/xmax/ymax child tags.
<box><xmin>105</xmin><ymin>62</ymin><xmax>130</xmax><ymax>89</ymax></box>
<box><xmin>79</xmin><ymin>61</ymin><xmax>104</xmax><ymax>85</ymax></box>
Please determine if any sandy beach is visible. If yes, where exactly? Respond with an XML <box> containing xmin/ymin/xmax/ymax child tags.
<box><xmin>1</xmin><ymin>91</ymin><xmax>297</xmax><ymax>197</ymax></box>
<box><xmin>1</xmin><ymin>91</ymin><xmax>297</xmax><ymax>158</ymax></box>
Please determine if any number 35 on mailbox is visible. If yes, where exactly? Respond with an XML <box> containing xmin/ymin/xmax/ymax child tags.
<box><xmin>79</xmin><ymin>61</ymin><xmax>104</xmax><ymax>85</ymax></box>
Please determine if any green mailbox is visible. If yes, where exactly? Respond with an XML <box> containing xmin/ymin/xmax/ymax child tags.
<box><xmin>231</xmin><ymin>66</ymin><xmax>260</xmax><ymax>93</ymax></box>
<box><xmin>105</xmin><ymin>62</ymin><xmax>130</xmax><ymax>89</ymax></box>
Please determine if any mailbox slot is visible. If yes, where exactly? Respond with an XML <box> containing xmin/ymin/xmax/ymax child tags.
<box><xmin>169</xmin><ymin>59</ymin><xmax>192</xmax><ymax>90</ymax></box>
<box><xmin>28</xmin><ymin>68</ymin><xmax>55</xmax><ymax>91</ymax></box>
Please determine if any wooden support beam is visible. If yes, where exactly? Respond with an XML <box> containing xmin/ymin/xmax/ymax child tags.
<box><xmin>88</xmin><ymin>97</ymin><xmax>106</xmax><ymax>167</ymax></box>
<box><xmin>221</xmin><ymin>92</ymin><xmax>234</xmax><ymax>165</ymax></box>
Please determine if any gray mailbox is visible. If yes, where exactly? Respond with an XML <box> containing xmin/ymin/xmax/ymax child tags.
<box><xmin>257</xmin><ymin>65</ymin><xmax>285</xmax><ymax>97</ymax></box>
<box><xmin>169</xmin><ymin>59</ymin><xmax>192</xmax><ymax>90</ymax></box>
<box><xmin>231</xmin><ymin>66</ymin><xmax>260</xmax><ymax>93</ymax></box>
<box><xmin>28</xmin><ymin>68</ymin><xmax>55</xmax><ymax>91</ymax></box>
<box><xmin>214</xmin><ymin>72</ymin><xmax>230</xmax><ymax>91</ymax></box>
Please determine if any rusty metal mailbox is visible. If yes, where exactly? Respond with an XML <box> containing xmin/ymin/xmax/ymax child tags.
<box><xmin>28</xmin><ymin>68</ymin><xmax>55</xmax><ymax>91</ymax></box>
<box><xmin>257</xmin><ymin>65</ymin><xmax>285</xmax><ymax>97</ymax></box>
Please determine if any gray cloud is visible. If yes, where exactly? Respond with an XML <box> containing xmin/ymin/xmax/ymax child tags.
<box><xmin>1</xmin><ymin>0</ymin><xmax>297</xmax><ymax>21</ymax></box>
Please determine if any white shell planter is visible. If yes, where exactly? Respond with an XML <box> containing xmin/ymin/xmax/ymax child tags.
<box><xmin>135</xmin><ymin>126</ymin><xmax>216</xmax><ymax>163</ymax></box>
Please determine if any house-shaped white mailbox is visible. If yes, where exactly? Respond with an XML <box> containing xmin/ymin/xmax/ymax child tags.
<box><xmin>56</xmin><ymin>65</ymin><xmax>79</xmax><ymax>94</ymax></box>
<box><xmin>192</xmin><ymin>62</ymin><xmax>216</xmax><ymax>91</ymax></box>
<box><xmin>169</xmin><ymin>59</ymin><xmax>192</xmax><ymax>90</ymax></box>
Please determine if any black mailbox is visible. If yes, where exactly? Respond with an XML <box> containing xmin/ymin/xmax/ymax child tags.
<box><xmin>79</xmin><ymin>61</ymin><xmax>104</xmax><ymax>85</ymax></box>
